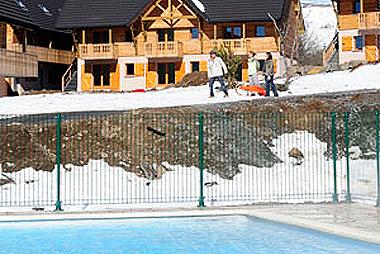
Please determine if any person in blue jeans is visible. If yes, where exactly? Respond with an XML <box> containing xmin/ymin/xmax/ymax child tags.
<box><xmin>207</xmin><ymin>51</ymin><xmax>229</xmax><ymax>98</ymax></box>
<box><xmin>263</xmin><ymin>52</ymin><xmax>279</xmax><ymax>97</ymax></box>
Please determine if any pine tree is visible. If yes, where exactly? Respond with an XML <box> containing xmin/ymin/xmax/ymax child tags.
<box><xmin>216</xmin><ymin>45</ymin><xmax>242</xmax><ymax>89</ymax></box>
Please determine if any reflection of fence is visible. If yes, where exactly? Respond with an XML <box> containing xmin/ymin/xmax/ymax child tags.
<box><xmin>0</xmin><ymin>111</ymin><xmax>379</xmax><ymax>210</ymax></box>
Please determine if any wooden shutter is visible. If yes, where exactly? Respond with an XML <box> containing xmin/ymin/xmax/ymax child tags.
<box><xmin>342</xmin><ymin>36</ymin><xmax>353</xmax><ymax>51</ymax></box>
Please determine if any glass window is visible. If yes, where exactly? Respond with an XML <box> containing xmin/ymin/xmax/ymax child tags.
<box><xmin>354</xmin><ymin>0</ymin><xmax>361</xmax><ymax>13</ymax></box>
<box><xmin>355</xmin><ymin>36</ymin><xmax>364</xmax><ymax>50</ymax></box>
<box><xmin>256</xmin><ymin>26</ymin><xmax>266</xmax><ymax>37</ymax></box>
<box><xmin>15</xmin><ymin>0</ymin><xmax>28</xmax><ymax>11</ymax></box>
<box><xmin>38</xmin><ymin>4</ymin><xmax>52</xmax><ymax>16</ymax></box>
<box><xmin>191</xmin><ymin>28</ymin><xmax>199</xmax><ymax>39</ymax></box>
<box><xmin>126</xmin><ymin>64</ymin><xmax>135</xmax><ymax>76</ymax></box>
<box><xmin>233</xmin><ymin>27</ymin><xmax>242</xmax><ymax>38</ymax></box>
<box><xmin>191</xmin><ymin>62</ymin><xmax>200</xmax><ymax>72</ymax></box>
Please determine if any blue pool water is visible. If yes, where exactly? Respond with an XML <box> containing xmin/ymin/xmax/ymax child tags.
<box><xmin>0</xmin><ymin>216</ymin><xmax>379</xmax><ymax>254</ymax></box>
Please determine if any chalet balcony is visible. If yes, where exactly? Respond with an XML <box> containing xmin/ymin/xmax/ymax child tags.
<box><xmin>10</xmin><ymin>44</ymin><xmax>75</xmax><ymax>65</ymax></box>
<box><xmin>210</xmin><ymin>39</ymin><xmax>248</xmax><ymax>55</ymax></box>
<box><xmin>26</xmin><ymin>45</ymin><xmax>75</xmax><ymax>65</ymax></box>
<box><xmin>144</xmin><ymin>42</ymin><xmax>184</xmax><ymax>58</ymax></box>
<box><xmin>204</xmin><ymin>38</ymin><xmax>279</xmax><ymax>55</ymax></box>
<box><xmin>79</xmin><ymin>43</ymin><xmax>116</xmax><ymax>60</ymax></box>
<box><xmin>0</xmin><ymin>48</ymin><xmax>38</xmax><ymax>77</ymax></box>
<box><xmin>247</xmin><ymin>38</ymin><xmax>279</xmax><ymax>53</ymax></box>
<box><xmin>359</xmin><ymin>12</ymin><xmax>380</xmax><ymax>29</ymax></box>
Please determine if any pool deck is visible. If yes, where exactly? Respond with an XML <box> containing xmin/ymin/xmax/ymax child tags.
<box><xmin>0</xmin><ymin>203</ymin><xmax>379</xmax><ymax>244</ymax></box>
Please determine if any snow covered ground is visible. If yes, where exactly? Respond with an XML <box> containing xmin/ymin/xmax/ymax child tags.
<box><xmin>1</xmin><ymin>64</ymin><xmax>379</xmax><ymax>116</ymax></box>
<box><xmin>0</xmin><ymin>131</ymin><xmax>376</xmax><ymax>211</ymax></box>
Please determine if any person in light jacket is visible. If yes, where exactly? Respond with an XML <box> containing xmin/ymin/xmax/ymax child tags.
<box><xmin>263</xmin><ymin>52</ymin><xmax>278</xmax><ymax>97</ymax></box>
<box><xmin>208</xmin><ymin>51</ymin><xmax>229</xmax><ymax>98</ymax></box>
<box><xmin>248</xmin><ymin>52</ymin><xmax>260</xmax><ymax>86</ymax></box>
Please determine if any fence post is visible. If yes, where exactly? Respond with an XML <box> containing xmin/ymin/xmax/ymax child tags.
<box><xmin>376</xmin><ymin>111</ymin><xmax>380</xmax><ymax>207</ymax></box>
<box><xmin>198</xmin><ymin>113</ymin><xmax>205</xmax><ymax>208</ymax></box>
<box><xmin>344</xmin><ymin>112</ymin><xmax>352</xmax><ymax>203</ymax></box>
<box><xmin>332</xmin><ymin>112</ymin><xmax>339</xmax><ymax>203</ymax></box>
<box><xmin>55</xmin><ymin>113</ymin><xmax>63</xmax><ymax>212</ymax></box>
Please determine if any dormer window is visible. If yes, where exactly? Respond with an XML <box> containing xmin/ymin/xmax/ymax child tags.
<box><xmin>15</xmin><ymin>0</ymin><xmax>28</xmax><ymax>11</ymax></box>
<box><xmin>38</xmin><ymin>3</ymin><xmax>52</xmax><ymax>16</ymax></box>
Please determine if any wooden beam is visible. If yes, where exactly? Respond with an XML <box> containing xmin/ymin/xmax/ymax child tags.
<box><xmin>199</xmin><ymin>19</ymin><xmax>204</xmax><ymax>54</ymax></box>
<box><xmin>109</xmin><ymin>29</ymin><xmax>112</xmax><ymax>43</ymax></box>
<box><xmin>360</xmin><ymin>0</ymin><xmax>364</xmax><ymax>13</ymax></box>
<box><xmin>243</xmin><ymin>23</ymin><xmax>246</xmax><ymax>39</ymax></box>
<box><xmin>214</xmin><ymin>25</ymin><xmax>217</xmax><ymax>40</ymax></box>
<box><xmin>82</xmin><ymin>30</ymin><xmax>86</xmax><ymax>44</ymax></box>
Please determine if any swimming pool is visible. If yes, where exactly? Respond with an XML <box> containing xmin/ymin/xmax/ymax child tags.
<box><xmin>0</xmin><ymin>216</ymin><xmax>379</xmax><ymax>254</ymax></box>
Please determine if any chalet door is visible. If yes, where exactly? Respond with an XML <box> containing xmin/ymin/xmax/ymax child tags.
<box><xmin>93</xmin><ymin>64</ymin><xmax>111</xmax><ymax>87</ymax></box>
<box><xmin>157</xmin><ymin>63</ymin><xmax>175</xmax><ymax>85</ymax></box>
<box><xmin>93</xmin><ymin>31</ymin><xmax>109</xmax><ymax>44</ymax></box>
<box><xmin>167</xmin><ymin>63</ymin><xmax>175</xmax><ymax>84</ymax></box>
<box><xmin>157</xmin><ymin>63</ymin><xmax>166</xmax><ymax>84</ymax></box>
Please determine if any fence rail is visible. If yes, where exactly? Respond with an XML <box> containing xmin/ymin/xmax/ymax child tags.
<box><xmin>0</xmin><ymin>111</ymin><xmax>379</xmax><ymax>210</ymax></box>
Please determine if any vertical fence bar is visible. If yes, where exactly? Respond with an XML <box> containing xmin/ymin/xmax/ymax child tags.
<box><xmin>198</xmin><ymin>113</ymin><xmax>205</xmax><ymax>208</ymax></box>
<box><xmin>344</xmin><ymin>112</ymin><xmax>352</xmax><ymax>203</ymax></box>
<box><xmin>376</xmin><ymin>111</ymin><xmax>380</xmax><ymax>207</ymax></box>
<box><xmin>332</xmin><ymin>112</ymin><xmax>339</xmax><ymax>203</ymax></box>
<box><xmin>55</xmin><ymin>113</ymin><xmax>63</xmax><ymax>211</ymax></box>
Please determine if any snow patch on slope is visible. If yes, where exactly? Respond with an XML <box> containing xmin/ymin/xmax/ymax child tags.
<box><xmin>302</xmin><ymin>3</ymin><xmax>337</xmax><ymax>49</ymax></box>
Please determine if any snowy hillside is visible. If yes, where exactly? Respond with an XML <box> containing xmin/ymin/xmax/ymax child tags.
<box><xmin>0</xmin><ymin>64</ymin><xmax>379</xmax><ymax>116</ymax></box>
<box><xmin>301</xmin><ymin>1</ymin><xmax>337</xmax><ymax>50</ymax></box>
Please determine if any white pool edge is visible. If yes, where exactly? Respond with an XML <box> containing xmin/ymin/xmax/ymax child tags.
<box><xmin>0</xmin><ymin>207</ymin><xmax>379</xmax><ymax>245</ymax></box>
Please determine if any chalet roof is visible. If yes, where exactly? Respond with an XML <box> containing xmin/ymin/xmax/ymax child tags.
<box><xmin>0</xmin><ymin>0</ymin><xmax>64</xmax><ymax>31</ymax></box>
<box><xmin>1</xmin><ymin>0</ymin><xmax>290</xmax><ymax>30</ymax></box>
<box><xmin>56</xmin><ymin>0</ymin><xmax>289</xmax><ymax>29</ymax></box>
<box><xmin>201</xmin><ymin>0</ymin><xmax>288</xmax><ymax>23</ymax></box>
<box><xmin>0</xmin><ymin>0</ymin><xmax>37</xmax><ymax>27</ymax></box>
<box><xmin>56</xmin><ymin>0</ymin><xmax>152</xmax><ymax>29</ymax></box>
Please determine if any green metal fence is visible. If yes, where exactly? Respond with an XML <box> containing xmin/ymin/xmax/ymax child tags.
<box><xmin>0</xmin><ymin>111</ymin><xmax>379</xmax><ymax>210</ymax></box>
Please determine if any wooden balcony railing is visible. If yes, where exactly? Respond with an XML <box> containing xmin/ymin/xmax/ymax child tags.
<box><xmin>210</xmin><ymin>39</ymin><xmax>248</xmax><ymax>55</ymax></box>
<box><xmin>204</xmin><ymin>38</ymin><xmax>279</xmax><ymax>55</ymax></box>
<box><xmin>359</xmin><ymin>12</ymin><xmax>380</xmax><ymax>29</ymax></box>
<box><xmin>144</xmin><ymin>41</ymin><xmax>183</xmax><ymax>57</ymax></box>
<box><xmin>0</xmin><ymin>48</ymin><xmax>38</xmax><ymax>77</ymax></box>
<box><xmin>114</xmin><ymin>42</ymin><xmax>136</xmax><ymax>57</ymax></box>
<box><xmin>8</xmin><ymin>44</ymin><xmax>75</xmax><ymax>65</ymax></box>
<box><xmin>79</xmin><ymin>43</ymin><xmax>115</xmax><ymax>59</ymax></box>
<box><xmin>26</xmin><ymin>45</ymin><xmax>75</xmax><ymax>65</ymax></box>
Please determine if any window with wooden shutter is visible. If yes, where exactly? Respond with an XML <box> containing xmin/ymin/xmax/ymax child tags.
<box><xmin>342</xmin><ymin>36</ymin><xmax>353</xmax><ymax>51</ymax></box>
<box><xmin>135</xmin><ymin>63</ymin><xmax>145</xmax><ymax>77</ymax></box>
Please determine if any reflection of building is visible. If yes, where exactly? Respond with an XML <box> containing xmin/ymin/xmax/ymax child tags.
<box><xmin>328</xmin><ymin>0</ymin><xmax>380</xmax><ymax>65</ymax></box>
<box><xmin>0</xmin><ymin>0</ymin><xmax>75</xmax><ymax>94</ymax></box>
<box><xmin>57</xmin><ymin>0</ymin><xmax>304</xmax><ymax>92</ymax></box>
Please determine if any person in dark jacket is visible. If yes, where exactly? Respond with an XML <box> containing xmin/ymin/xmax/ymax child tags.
<box><xmin>263</xmin><ymin>52</ymin><xmax>278</xmax><ymax>97</ymax></box>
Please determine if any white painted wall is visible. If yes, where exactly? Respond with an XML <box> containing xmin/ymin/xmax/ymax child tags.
<box><xmin>119</xmin><ymin>57</ymin><xmax>148</xmax><ymax>91</ymax></box>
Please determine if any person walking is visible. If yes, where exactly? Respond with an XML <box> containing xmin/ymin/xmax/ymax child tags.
<box><xmin>248</xmin><ymin>52</ymin><xmax>260</xmax><ymax>86</ymax></box>
<box><xmin>208</xmin><ymin>50</ymin><xmax>229</xmax><ymax>98</ymax></box>
<box><xmin>263</xmin><ymin>52</ymin><xmax>278</xmax><ymax>97</ymax></box>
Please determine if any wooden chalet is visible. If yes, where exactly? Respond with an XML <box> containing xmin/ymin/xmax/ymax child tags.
<box><xmin>1</xmin><ymin>0</ymin><xmax>304</xmax><ymax>93</ymax></box>
<box><xmin>326</xmin><ymin>0</ymin><xmax>380</xmax><ymax>65</ymax></box>
<box><xmin>0</xmin><ymin>0</ymin><xmax>74</xmax><ymax>94</ymax></box>
<box><xmin>55</xmin><ymin>0</ymin><xmax>303</xmax><ymax>92</ymax></box>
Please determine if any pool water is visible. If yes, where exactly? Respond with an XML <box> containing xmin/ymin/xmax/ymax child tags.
<box><xmin>0</xmin><ymin>216</ymin><xmax>379</xmax><ymax>254</ymax></box>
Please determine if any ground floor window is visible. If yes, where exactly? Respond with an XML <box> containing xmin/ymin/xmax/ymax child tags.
<box><xmin>93</xmin><ymin>64</ymin><xmax>110</xmax><ymax>86</ymax></box>
<box><xmin>354</xmin><ymin>36</ymin><xmax>364</xmax><ymax>51</ymax></box>
<box><xmin>191</xmin><ymin>62</ymin><xmax>200</xmax><ymax>72</ymax></box>
<box><xmin>126</xmin><ymin>64</ymin><xmax>135</xmax><ymax>76</ymax></box>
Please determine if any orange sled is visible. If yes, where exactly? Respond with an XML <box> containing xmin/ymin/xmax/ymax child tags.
<box><xmin>239</xmin><ymin>85</ymin><xmax>266</xmax><ymax>96</ymax></box>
